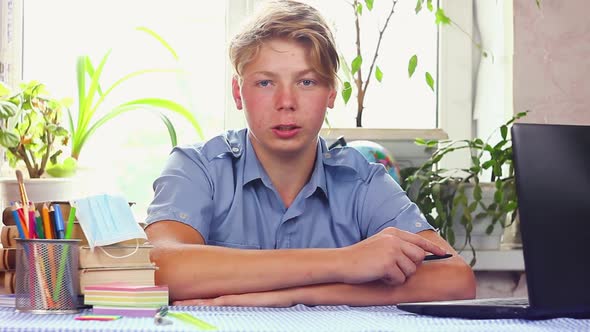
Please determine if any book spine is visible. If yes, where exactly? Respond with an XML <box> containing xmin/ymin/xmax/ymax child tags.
<box><xmin>0</xmin><ymin>226</ymin><xmax>18</xmax><ymax>247</ymax></box>
<box><xmin>0</xmin><ymin>248</ymin><xmax>16</xmax><ymax>271</ymax></box>
<box><xmin>0</xmin><ymin>270</ymin><xmax>16</xmax><ymax>294</ymax></box>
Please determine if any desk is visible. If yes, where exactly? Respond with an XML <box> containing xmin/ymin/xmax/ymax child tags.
<box><xmin>1</xmin><ymin>305</ymin><xmax>589</xmax><ymax>331</ymax></box>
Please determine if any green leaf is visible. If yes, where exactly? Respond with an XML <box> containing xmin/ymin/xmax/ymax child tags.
<box><xmin>408</xmin><ymin>55</ymin><xmax>418</xmax><ymax>77</ymax></box>
<box><xmin>356</xmin><ymin>2</ymin><xmax>363</xmax><ymax>14</ymax></box>
<box><xmin>45</xmin><ymin>156</ymin><xmax>78</xmax><ymax>178</ymax></box>
<box><xmin>375</xmin><ymin>66</ymin><xmax>383</xmax><ymax>82</ymax></box>
<box><xmin>339</xmin><ymin>54</ymin><xmax>353</xmax><ymax>82</ymax></box>
<box><xmin>158</xmin><ymin>113</ymin><xmax>178</xmax><ymax>147</ymax></box>
<box><xmin>473</xmin><ymin>184</ymin><xmax>482</xmax><ymax>201</ymax></box>
<box><xmin>481</xmin><ymin>160</ymin><xmax>494</xmax><ymax>170</ymax></box>
<box><xmin>427</xmin><ymin>0</ymin><xmax>433</xmax><ymax>11</ymax></box>
<box><xmin>501</xmin><ymin>125</ymin><xmax>508</xmax><ymax>140</ymax></box>
<box><xmin>425</xmin><ymin>72</ymin><xmax>435</xmax><ymax>91</ymax></box>
<box><xmin>0</xmin><ymin>130</ymin><xmax>20</xmax><ymax>148</ymax></box>
<box><xmin>415</xmin><ymin>0</ymin><xmax>423</xmax><ymax>14</ymax></box>
<box><xmin>485</xmin><ymin>224</ymin><xmax>495</xmax><ymax>235</ymax></box>
<box><xmin>0</xmin><ymin>100</ymin><xmax>18</xmax><ymax>118</ymax></box>
<box><xmin>426</xmin><ymin>140</ymin><xmax>438</xmax><ymax>148</ymax></box>
<box><xmin>136</xmin><ymin>26</ymin><xmax>179</xmax><ymax>60</ymax></box>
<box><xmin>415</xmin><ymin>138</ymin><xmax>427</xmax><ymax>145</ymax></box>
<box><xmin>446</xmin><ymin>229</ymin><xmax>455</xmax><ymax>246</ymax></box>
<box><xmin>0</xmin><ymin>81</ymin><xmax>11</xmax><ymax>96</ymax></box>
<box><xmin>364</xmin><ymin>0</ymin><xmax>374</xmax><ymax>10</ymax></box>
<box><xmin>75</xmin><ymin>98</ymin><xmax>202</xmax><ymax>159</ymax></box>
<box><xmin>351</xmin><ymin>55</ymin><xmax>363</xmax><ymax>75</ymax></box>
<box><xmin>342</xmin><ymin>81</ymin><xmax>352</xmax><ymax>104</ymax></box>
<box><xmin>494</xmin><ymin>190</ymin><xmax>504</xmax><ymax>204</ymax></box>
<box><xmin>435</xmin><ymin>8</ymin><xmax>451</xmax><ymax>25</ymax></box>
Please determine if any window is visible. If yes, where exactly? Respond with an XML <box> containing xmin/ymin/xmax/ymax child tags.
<box><xmin>14</xmin><ymin>0</ymin><xmax>447</xmax><ymax>219</ymax></box>
<box><xmin>299</xmin><ymin>0</ymin><xmax>438</xmax><ymax>129</ymax></box>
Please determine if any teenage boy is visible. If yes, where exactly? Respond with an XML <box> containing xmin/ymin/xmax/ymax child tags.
<box><xmin>145</xmin><ymin>0</ymin><xmax>475</xmax><ymax>306</ymax></box>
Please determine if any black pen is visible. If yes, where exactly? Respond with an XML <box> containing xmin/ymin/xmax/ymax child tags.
<box><xmin>424</xmin><ymin>253</ymin><xmax>453</xmax><ymax>261</ymax></box>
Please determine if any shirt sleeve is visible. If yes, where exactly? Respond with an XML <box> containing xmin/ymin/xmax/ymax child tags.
<box><xmin>360</xmin><ymin>166</ymin><xmax>433</xmax><ymax>237</ymax></box>
<box><xmin>145</xmin><ymin>147</ymin><xmax>215</xmax><ymax>240</ymax></box>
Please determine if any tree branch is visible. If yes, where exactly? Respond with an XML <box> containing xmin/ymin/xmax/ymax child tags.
<box><xmin>361</xmin><ymin>0</ymin><xmax>397</xmax><ymax>101</ymax></box>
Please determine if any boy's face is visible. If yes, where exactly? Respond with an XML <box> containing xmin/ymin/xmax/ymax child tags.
<box><xmin>233</xmin><ymin>38</ymin><xmax>336</xmax><ymax>160</ymax></box>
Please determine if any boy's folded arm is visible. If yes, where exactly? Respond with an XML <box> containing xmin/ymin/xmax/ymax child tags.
<box><xmin>146</xmin><ymin>220</ymin><xmax>348</xmax><ymax>301</ymax></box>
<box><xmin>172</xmin><ymin>230</ymin><xmax>476</xmax><ymax>307</ymax></box>
<box><xmin>146</xmin><ymin>222</ymin><xmax>474</xmax><ymax>303</ymax></box>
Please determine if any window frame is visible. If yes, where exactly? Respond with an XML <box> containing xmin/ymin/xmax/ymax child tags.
<box><xmin>4</xmin><ymin>0</ymin><xmax>478</xmax><ymax>163</ymax></box>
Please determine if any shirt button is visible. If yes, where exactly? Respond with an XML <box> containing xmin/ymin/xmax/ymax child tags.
<box><xmin>324</xmin><ymin>153</ymin><xmax>331</xmax><ymax>159</ymax></box>
<box><xmin>415</xmin><ymin>221</ymin><xmax>422</xmax><ymax>227</ymax></box>
<box><xmin>232</xmin><ymin>147</ymin><xmax>240</xmax><ymax>153</ymax></box>
<box><xmin>179</xmin><ymin>213</ymin><xmax>188</xmax><ymax>219</ymax></box>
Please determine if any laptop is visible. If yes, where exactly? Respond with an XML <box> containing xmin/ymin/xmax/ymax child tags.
<box><xmin>397</xmin><ymin>123</ymin><xmax>590</xmax><ymax>319</ymax></box>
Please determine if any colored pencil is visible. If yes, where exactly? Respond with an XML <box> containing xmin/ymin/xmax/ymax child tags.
<box><xmin>41</xmin><ymin>204</ymin><xmax>53</xmax><ymax>240</ymax></box>
<box><xmin>65</xmin><ymin>206</ymin><xmax>76</xmax><ymax>240</ymax></box>
<box><xmin>15</xmin><ymin>170</ymin><xmax>29</xmax><ymax>225</ymax></box>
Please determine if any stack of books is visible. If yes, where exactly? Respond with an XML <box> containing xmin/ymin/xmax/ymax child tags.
<box><xmin>0</xmin><ymin>294</ymin><xmax>15</xmax><ymax>308</ymax></box>
<box><xmin>1</xmin><ymin>202</ymin><xmax>157</xmax><ymax>295</ymax></box>
<box><xmin>84</xmin><ymin>283</ymin><xmax>169</xmax><ymax>317</ymax></box>
<box><xmin>78</xmin><ymin>242</ymin><xmax>156</xmax><ymax>294</ymax></box>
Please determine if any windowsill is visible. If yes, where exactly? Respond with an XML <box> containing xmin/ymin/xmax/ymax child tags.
<box><xmin>320</xmin><ymin>128</ymin><xmax>448</xmax><ymax>170</ymax></box>
<box><xmin>320</xmin><ymin>128</ymin><xmax>448</xmax><ymax>141</ymax></box>
<box><xmin>459</xmin><ymin>248</ymin><xmax>524</xmax><ymax>271</ymax></box>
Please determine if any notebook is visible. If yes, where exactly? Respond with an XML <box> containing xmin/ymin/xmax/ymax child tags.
<box><xmin>397</xmin><ymin>123</ymin><xmax>590</xmax><ymax>319</ymax></box>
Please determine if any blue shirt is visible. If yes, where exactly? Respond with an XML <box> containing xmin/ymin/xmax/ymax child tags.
<box><xmin>145</xmin><ymin>129</ymin><xmax>432</xmax><ymax>249</ymax></box>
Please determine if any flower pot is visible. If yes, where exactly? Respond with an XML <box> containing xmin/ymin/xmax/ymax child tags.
<box><xmin>0</xmin><ymin>177</ymin><xmax>79</xmax><ymax>211</ymax></box>
<box><xmin>450</xmin><ymin>183</ymin><xmax>505</xmax><ymax>251</ymax></box>
<box><xmin>0</xmin><ymin>170</ymin><xmax>117</xmax><ymax>213</ymax></box>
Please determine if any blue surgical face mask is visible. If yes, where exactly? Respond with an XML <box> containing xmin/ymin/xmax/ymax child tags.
<box><xmin>71</xmin><ymin>194</ymin><xmax>147</xmax><ymax>252</ymax></box>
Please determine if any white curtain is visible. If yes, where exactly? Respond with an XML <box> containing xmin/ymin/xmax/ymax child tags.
<box><xmin>473</xmin><ymin>0</ymin><xmax>514</xmax><ymax>142</ymax></box>
<box><xmin>0</xmin><ymin>0</ymin><xmax>23</xmax><ymax>176</ymax></box>
<box><xmin>0</xmin><ymin>0</ymin><xmax>22</xmax><ymax>87</ymax></box>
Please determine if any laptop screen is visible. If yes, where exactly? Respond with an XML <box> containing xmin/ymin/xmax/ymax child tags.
<box><xmin>512</xmin><ymin>123</ymin><xmax>590</xmax><ymax>312</ymax></box>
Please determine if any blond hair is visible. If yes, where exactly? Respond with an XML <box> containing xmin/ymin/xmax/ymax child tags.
<box><xmin>229</xmin><ymin>0</ymin><xmax>339</xmax><ymax>87</ymax></box>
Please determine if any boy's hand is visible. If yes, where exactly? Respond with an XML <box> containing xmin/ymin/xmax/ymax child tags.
<box><xmin>173</xmin><ymin>290</ymin><xmax>295</xmax><ymax>307</ymax></box>
<box><xmin>341</xmin><ymin>227</ymin><xmax>446</xmax><ymax>286</ymax></box>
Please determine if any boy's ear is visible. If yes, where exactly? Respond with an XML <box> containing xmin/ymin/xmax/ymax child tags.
<box><xmin>232</xmin><ymin>77</ymin><xmax>243</xmax><ymax>110</ymax></box>
<box><xmin>327</xmin><ymin>87</ymin><xmax>337</xmax><ymax>109</ymax></box>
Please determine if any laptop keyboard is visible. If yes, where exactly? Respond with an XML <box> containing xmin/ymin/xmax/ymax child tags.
<box><xmin>474</xmin><ymin>297</ymin><xmax>529</xmax><ymax>306</ymax></box>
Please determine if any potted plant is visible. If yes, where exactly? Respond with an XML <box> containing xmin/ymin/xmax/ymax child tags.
<box><xmin>68</xmin><ymin>26</ymin><xmax>204</xmax><ymax>164</ymax></box>
<box><xmin>338</xmin><ymin>0</ymin><xmax>446</xmax><ymax>127</ymax></box>
<box><xmin>0</xmin><ymin>80</ymin><xmax>70</xmax><ymax>179</ymax></box>
<box><xmin>403</xmin><ymin>112</ymin><xmax>528</xmax><ymax>265</ymax></box>
<box><xmin>321</xmin><ymin>1</ymin><xmax>451</xmax><ymax>180</ymax></box>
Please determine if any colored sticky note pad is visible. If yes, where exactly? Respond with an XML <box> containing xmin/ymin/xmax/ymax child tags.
<box><xmin>75</xmin><ymin>315</ymin><xmax>122</xmax><ymax>321</ymax></box>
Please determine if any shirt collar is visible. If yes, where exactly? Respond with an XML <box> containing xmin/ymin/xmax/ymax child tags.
<box><xmin>243</xmin><ymin>133</ymin><xmax>266</xmax><ymax>186</ymax></box>
<box><xmin>242</xmin><ymin>133</ymin><xmax>329</xmax><ymax>198</ymax></box>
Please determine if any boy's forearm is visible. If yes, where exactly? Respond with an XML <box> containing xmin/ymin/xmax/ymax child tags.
<box><xmin>173</xmin><ymin>256</ymin><xmax>476</xmax><ymax>307</ymax></box>
<box><xmin>294</xmin><ymin>257</ymin><xmax>476</xmax><ymax>306</ymax></box>
<box><xmin>151</xmin><ymin>241</ymin><xmax>347</xmax><ymax>301</ymax></box>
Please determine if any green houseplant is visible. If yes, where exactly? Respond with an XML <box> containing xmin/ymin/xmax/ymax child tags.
<box><xmin>0</xmin><ymin>80</ymin><xmax>70</xmax><ymax>178</ymax></box>
<box><xmin>404</xmin><ymin>111</ymin><xmax>528</xmax><ymax>264</ymax></box>
<box><xmin>68</xmin><ymin>26</ymin><xmax>204</xmax><ymax>162</ymax></box>
<box><xmin>339</xmin><ymin>0</ymin><xmax>447</xmax><ymax>127</ymax></box>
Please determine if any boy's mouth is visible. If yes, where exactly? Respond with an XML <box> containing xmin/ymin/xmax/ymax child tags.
<box><xmin>273</xmin><ymin>124</ymin><xmax>300</xmax><ymax>131</ymax></box>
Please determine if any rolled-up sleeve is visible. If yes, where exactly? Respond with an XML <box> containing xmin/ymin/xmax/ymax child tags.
<box><xmin>360</xmin><ymin>166</ymin><xmax>433</xmax><ymax>237</ymax></box>
<box><xmin>145</xmin><ymin>147</ymin><xmax>215</xmax><ymax>240</ymax></box>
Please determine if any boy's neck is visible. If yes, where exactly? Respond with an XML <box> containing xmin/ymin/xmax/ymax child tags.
<box><xmin>255</xmin><ymin>145</ymin><xmax>318</xmax><ymax>209</ymax></box>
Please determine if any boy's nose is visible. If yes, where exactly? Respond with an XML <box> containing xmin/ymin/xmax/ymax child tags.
<box><xmin>275</xmin><ymin>86</ymin><xmax>296</xmax><ymax>111</ymax></box>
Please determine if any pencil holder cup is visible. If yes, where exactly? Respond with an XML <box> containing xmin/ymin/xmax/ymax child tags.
<box><xmin>15</xmin><ymin>239</ymin><xmax>81</xmax><ymax>314</ymax></box>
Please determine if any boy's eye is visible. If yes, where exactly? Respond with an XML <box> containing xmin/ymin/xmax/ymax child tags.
<box><xmin>257</xmin><ymin>80</ymin><xmax>272</xmax><ymax>87</ymax></box>
<box><xmin>300</xmin><ymin>79</ymin><xmax>316</xmax><ymax>87</ymax></box>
